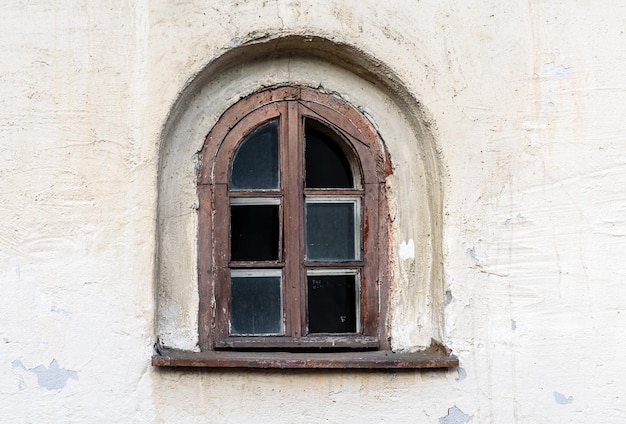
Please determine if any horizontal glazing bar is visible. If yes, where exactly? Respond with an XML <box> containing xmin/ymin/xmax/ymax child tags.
<box><xmin>230</xmin><ymin>197</ymin><xmax>281</xmax><ymax>205</ymax></box>
<box><xmin>307</xmin><ymin>268</ymin><xmax>359</xmax><ymax>276</ymax></box>
<box><xmin>231</xmin><ymin>269</ymin><xmax>282</xmax><ymax>278</ymax></box>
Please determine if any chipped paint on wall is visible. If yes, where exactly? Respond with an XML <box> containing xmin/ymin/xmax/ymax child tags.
<box><xmin>543</xmin><ymin>62</ymin><xmax>571</xmax><ymax>80</ymax></box>
<box><xmin>12</xmin><ymin>359</ymin><xmax>78</xmax><ymax>390</ymax></box>
<box><xmin>543</xmin><ymin>50</ymin><xmax>571</xmax><ymax>80</ymax></box>
<box><xmin>456</xmin><ymin>367</ymin><xmax>467</xmax><ymax>381</ymax></box>
<box><xmin>439</xmin><ymin>406</ymin><xmax>473</xmax><ymax>424</ymax></box>
<box><xmin>398</xmin><ymin>239</ymin><xmax>415</xmax><ymax>260</ymax></box>
<box><xmin>554</xmin><ymin>391</ymin><xmax>574</xmax><ymax>405</ymax></box>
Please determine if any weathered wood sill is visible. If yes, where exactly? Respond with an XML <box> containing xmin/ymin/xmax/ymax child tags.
<box><xmin>152</xmin><ymin>343</ymin><xmax>458</xmax><ymax>369</ymax></box>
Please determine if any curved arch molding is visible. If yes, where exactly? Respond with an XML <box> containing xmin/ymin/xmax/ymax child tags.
<box><xmin>157</xmin><ymin>34</ymin><xmax>447</xmax><ymax>353</ymax></box>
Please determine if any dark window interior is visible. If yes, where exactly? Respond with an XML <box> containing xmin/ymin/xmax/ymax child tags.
<box><xmin>305</xmin><ymin>202</ymin><xmax>356</xmax><ymax>261</ymax></box>
<box><xmin>231</xmin><ymin>119</ymin><xmax>279</xmax><ymax>190</ymax></box>
<box><xmin>231</xmin><ymin>276</ymin><xmax>282</xmax><ymax>335</ymax></box>
<box><xmin>230</xmin><ymin>204</ymin><xmax>279</xmax><ymax>261</ymax></box>
<box><xmin>305</xmin><ymin>122</ymin><xmax>353</xmax><ymax>188</ymax></box>
<box><xmin>307</xmin><ymin>274</ymin><xmax>357</xmax><ymax>333</ymax></box>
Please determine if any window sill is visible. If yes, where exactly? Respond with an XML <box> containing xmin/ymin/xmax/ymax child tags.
<box><xmin>152</xmin><ymin>342</ymin><xmax>458</xmax><ymax>369</ymax></box>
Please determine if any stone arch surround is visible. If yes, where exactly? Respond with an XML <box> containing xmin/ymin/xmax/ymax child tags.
<box><xmin>156</xmin><ymin>34</ymin><xmax>446</xmax><ymax>352</ymax></box>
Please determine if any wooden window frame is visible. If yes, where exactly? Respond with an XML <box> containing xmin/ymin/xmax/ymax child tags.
<box><xmin>152</xmin><ymin>86</ymin><xmax>458</xmax><ymax>369</ymax></box>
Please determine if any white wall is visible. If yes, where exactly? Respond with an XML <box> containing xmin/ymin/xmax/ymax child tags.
<box><xmin>1</xmin><ymin>1</ymin><xmax>625</xmax><ymax>422</ymax></box>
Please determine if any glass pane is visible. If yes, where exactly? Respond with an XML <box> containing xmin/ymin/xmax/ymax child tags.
<box><xmin>231</xmin><ymin>204</ymin><xmax>279</xmax><ymax>261</ymax></box>
<box><xmin>231</xmin><ymin>120</ymin><xmax>279</xmax><ymax>190</ymax></box>
<box><xmin>307</xmin><ymin>274</ymin><xmax>357</xmax><ymax>333</ymax></box>
<box><xmin>231</xmin><ymin>276</ymin><xmax>282</xmax><ymax>335</ymax></box>
<box><xmin>305</xmin><ymin>124</ymin><xmax>353</xmax><ymax>188</ymax></box>
<box><xmin>306</xmin><ymin>202</ymin><xmax>356</xmax><ymax>261</ymax></box>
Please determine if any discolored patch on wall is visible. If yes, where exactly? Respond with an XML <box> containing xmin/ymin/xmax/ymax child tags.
<box><xmin>554</xmin><ymin>391</ymin><xmax>574</xmax><ymax>405</ymax></box>
<box><xmin>12</xmin><ymin>359</ymin><xmax>78</xmax><ymax>390</ymax></box>
<box><xmin>439</xmin><ymin>406</ymin><xmax>473</xmax><ymax>424</ymax></box>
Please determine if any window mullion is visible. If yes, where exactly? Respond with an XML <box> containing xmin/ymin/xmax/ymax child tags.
<box><xmin>282</xmin><ymin>101</ymin><xmax>304</xmax><ymax>338</ymax></box>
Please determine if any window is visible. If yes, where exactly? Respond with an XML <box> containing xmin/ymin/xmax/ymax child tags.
<box><xmin>198</xmin><ymin>86</ymin><xmax>387</xmax><ymax>351</ymax></box>
<box><xmin>153</xmin><ymin>85</ymin><xmax>458</xmax><ymax>368</ymax></box>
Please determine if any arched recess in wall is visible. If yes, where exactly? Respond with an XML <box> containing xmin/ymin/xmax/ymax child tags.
<box><xmin>156</xmin><ymin>35</ymin><xmax>446</xmax><ymax>353</ymax></box>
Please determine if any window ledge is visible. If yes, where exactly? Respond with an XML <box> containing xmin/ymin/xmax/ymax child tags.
<box><xmin>152</xmin><ymin>342</ymin><xmax>458</xmax><ymax>369</ymax></box>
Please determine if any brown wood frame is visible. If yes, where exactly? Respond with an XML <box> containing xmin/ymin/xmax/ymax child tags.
<box><xmin>198</xmin><ymin>86</ymin><xmax>388</xmax><ymax>351</ymax></box>
<box><xmin>153</xmin><ymin>86</ymin><xmax>458</xmax><ymax>368</ymax></box>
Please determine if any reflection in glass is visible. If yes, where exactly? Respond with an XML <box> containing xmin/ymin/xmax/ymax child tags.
<box><xmin>231</xmin><ymin>275</ymin><xmax>282</xmax><ymax>335</ymax></box>
<box><xmin>306</xmin><ymin>201</ymin><xmax>356</xmax><ymax>261</ymax></box>
<box><xmin>307</xmin><ymin>274</ymin><xmax>357</xmax><ymax>333</ymax></box>
<box><xmin>231</xmin><ymin>120</ymin><xmax>279</xmax><ymax>190</ymax></box>
<box><xmin>231</xmin><ymin>204</ymin><xmax>279</xmax><ymax>261</ymax></box>
<box><xmin>305</xmin><ymin>123</ymin><xmax>353</xmax><ymax>188</ymax></box>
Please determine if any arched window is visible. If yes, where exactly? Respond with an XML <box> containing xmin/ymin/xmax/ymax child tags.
<box><xmin>154</xmin><ymin>85</ymin><xmax>457</xmax><ymax>368</ymax></box>
<box><xmin>198</xmin><ymin>87</ymin><xmax>389</xmax><ymax>353</ymax></box>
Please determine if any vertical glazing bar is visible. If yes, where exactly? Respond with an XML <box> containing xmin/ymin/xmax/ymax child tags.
<box><xmin>282</xmin><ymin>101</ymin><xmax>303</xmax><ymax>337</ymax></box>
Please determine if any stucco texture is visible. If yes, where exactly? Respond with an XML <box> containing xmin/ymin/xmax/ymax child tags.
<box><xmin>1</xmin><ymin>1</ymin><xmax>625</xmax><ymax>423</ymax></box>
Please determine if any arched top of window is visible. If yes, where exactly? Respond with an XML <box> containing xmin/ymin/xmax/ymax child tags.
<box><xmin>229</xmin><ymin>117</ymin><xmax>362</xmax><ymax>191</ymax></box>
<box><xmin>199</xmin><ymin>86</ymin><xmax>389</xmax><ymax>187</ymax></box>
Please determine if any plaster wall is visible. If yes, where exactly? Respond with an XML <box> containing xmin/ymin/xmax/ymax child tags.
<box><xmin>1</xmin><ymin>1</ymin><xmax>625</xmax><ymax>423</ymax></box>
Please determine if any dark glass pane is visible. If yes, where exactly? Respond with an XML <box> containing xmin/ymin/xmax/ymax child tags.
<box><xmin>231</xmin><ymin>204</ymin><xmax>279</xmax><ymax>261</ymax></box>
<box><xmin>231</xmin><ymin>120</ymin><xmax>279</xmax><ymax>190</ymax></box>
<box><xmin>306</xmin><ymin>202</ymin><xmax>356</xmax><ymax>261</ymax></box>
<box><xmin>305</xmin><ymin>124</ymin><xmax>353</xmax><ymax>188</ymax></box>
<box><xmin>307</xmin><ymin>274</ymin><xmax>357</xmax><ymax>333</ymax></box>
<box><xmin>231</xmin><ymin>276</ymin><xmax>282</xmax><ymax>335</ymax></box>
